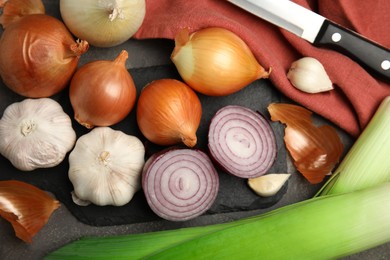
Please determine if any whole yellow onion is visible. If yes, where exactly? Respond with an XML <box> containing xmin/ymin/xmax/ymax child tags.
<box><xmin>60</xmin><ymin>0</ymin><xmax>146</xmax><ymax>47</ymax></box>
<box><xmin>171</xmin><ymin>27</ymin><xmax>271</xmax><ymax>96</ymax></box>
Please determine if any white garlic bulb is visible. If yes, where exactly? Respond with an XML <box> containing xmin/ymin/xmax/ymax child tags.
<box><xmin>287</xmin><ymin>57</ymin><xmax>333</xmax><ymax>93</ymax></box>
<box><xmin>68</xmin><ymin>127</ymin><xmax>145</xmax><ymax>206</ymax></box>
<box><xmin>0</xmin><ymin>98</ymin><xmax>76</xmax><ymax>171</ymax></box>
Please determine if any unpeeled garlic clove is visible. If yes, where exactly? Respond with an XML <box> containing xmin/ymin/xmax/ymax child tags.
<box><xmin>287</xmin><ymin>57</ymin><xmax>333</xmax><ymax>94</ymax></box>
<box><xmin>248</xmin><ymin>173</ymin><xmax>291</xmax><ymax>197</ymax></box>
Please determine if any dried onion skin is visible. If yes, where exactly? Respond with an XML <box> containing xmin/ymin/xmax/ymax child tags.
<box><xmin>268</xmin><ymin>103</ymin><xmax>344</xmax><ymax>184</ymax></box>
<box><xmin>0</xmin><ymin>180</ymin><xmax>60</xmax><ymax>243</ymax></box>
<box><xmin>0</xmin><ymin>0</ymin><xmax>45</xmax><ymax>28</ymax></box>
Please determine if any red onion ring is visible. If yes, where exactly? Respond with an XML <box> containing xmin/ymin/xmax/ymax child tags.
<box><xmin>142</xmin><ymin>148</ymin><xmax>219</xmax><ymax>221</ymax></box>
<box><xmin>208</xmin><ymin>105</ymin><xmax>277</xmax><ymax>178</ymax></box>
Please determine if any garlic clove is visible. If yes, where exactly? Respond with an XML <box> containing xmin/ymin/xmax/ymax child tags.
<box><xmin>287</xmin><ymin>57</ymin><xmax>333</xmax><ymax>94</ymax></box>
<box><xmin>71</xmin><ymin>191</ymin><xmax>91</xmax><ymax>206</ymax></box>
<box><xmin>248</xmin><ymin>173</ymin><xmax>291</xmax><ymax>197</ymax></box>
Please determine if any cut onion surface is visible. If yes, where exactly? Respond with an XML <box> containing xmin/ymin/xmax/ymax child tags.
<box><xmin>142</xmin><ymin>148</ymin><xmax>219</xmax><ymax>222</ymax></box>
<box><xmin>208</xmin><ymin>105</ymin><xmax>277</xmax><ymax>178</ymax></box>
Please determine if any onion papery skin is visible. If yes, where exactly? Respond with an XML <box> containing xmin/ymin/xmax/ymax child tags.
<box><xmin>208</xmin><ymin>105</ymin><xmax>277</xmax><ymax>178</ymax></box>
<box><xmin>60</xmin><ymin>0</ymin><xmax>146</xmax><ymax>48</ymax></box>
<box><xmin>69</xmin><ymin>50</ymin><xmax>136</xmax><ymax>129</ymax></box>
<box><xmin>0</xmin><ymin>0</ymin><xmax>45</xmax><ymax>28</ymax></box>
<box><xmin>0</xmin><ymin>180</ymin><xmax>60</xmax><ymax>244</ymax></box>
<box><xmin>268</xmin><ymin>103</ymin><xmax>344</xmax><ymax>184</ymax></box>
<box><xmin>136</xmin><ymin>79</ymin><xmax>202</xmax><ymax>147</ymax></box>
<box><xmin>142</xmin><ymin>148</ymin><xmax>219</xmax><ymax>222</ymax></box>
<box><xmin>171</xmin><ymin>27</ymin><xmax>270</xmax><ymax>96</ymax></box>
<box><xmin>0</xmin><ymin>14</ymin><xmax>89</xmax><ymax>98</ymax></box>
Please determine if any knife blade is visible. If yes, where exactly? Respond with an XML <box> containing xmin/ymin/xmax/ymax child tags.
<box><xmin>226</xmin><ymin>0</ymin><xmax>390</xmax><ymax>81</ymax></box>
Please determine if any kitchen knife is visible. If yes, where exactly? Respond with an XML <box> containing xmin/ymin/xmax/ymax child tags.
<box><xmin>226</xmin><ymin>0</ymin><xmax>390</xmax><ymax>81</ymax></box>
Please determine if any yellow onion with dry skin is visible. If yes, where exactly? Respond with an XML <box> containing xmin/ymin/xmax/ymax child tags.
<box><xmin>60</xmin><ymin>0</ymin><xmax>146</xmax><ymax>48</ymax></box>
<box><xmin>136</xmin><ymin>79</ymin><xmax>202</xmax><ymax>147</ymax></box>
<box><xmin>171</xmin><ymin>27</ymin><xmax>271</xmax><ymax>96</ymax></box>
<box><xmin>0</xmin><ymin>0</ymin><xmax>89</xmax><ymax>98</ymax></box>
<box><xmin>69</xmin><ymin>50</ymin><xmax>136</xmax><ymax>129</ymax></box>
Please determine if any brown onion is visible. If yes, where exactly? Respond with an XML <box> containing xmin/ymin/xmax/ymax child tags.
<box><xmin>69</xmin><ymin>50</ymin><xmax>137</xmax><ymax>129</ymax></box>
<box><xmin>0</xmin><ymin>0</ymin><xmax>89</xmax><ymax>97</ymax></box>
<box><xmin>142</xmin><ymin>148</ymin><xmax>219</xmax><ymax>221</ymax></box>
<box><xmin>208</xmin><ymin>105</ymin><xmax>277</xmax><ymax>178</ymax></box>
<box><xmin>136</xmin><ymin>79</ymin><xmax>202</xmax><ymax>147</ymax></box>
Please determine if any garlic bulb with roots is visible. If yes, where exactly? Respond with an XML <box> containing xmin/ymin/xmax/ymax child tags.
<box><xmin>68</xmin><ymin>127</ymin><xmax>145</xmax><ymax>206</ymax></box>
<box><xmin>0</xmin><ymin>98</ymin><xmax>76</xmax><ymax>171</ymax></box>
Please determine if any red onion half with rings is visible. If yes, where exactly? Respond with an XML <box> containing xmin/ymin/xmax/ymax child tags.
<box><xmin>208</xmin><ymin>105</ymin><xmax>277</xmax><ymax>178</ymax></box>
<box><xmin>142</xmin><ymin>148</ymin><xmax>219</xmax><ymax>221</ymax></box>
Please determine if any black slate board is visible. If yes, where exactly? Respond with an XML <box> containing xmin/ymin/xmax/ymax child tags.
<box><xmin>0</xmin><ymin>64</ymin><xmax>287</xmax><ymax>226</ymax></box>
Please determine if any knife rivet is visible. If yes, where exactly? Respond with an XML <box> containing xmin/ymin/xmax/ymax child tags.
<box><xmin>381</xmin><ymin>60</ymin><xmax>390</xmax><ymax>71</ymax></box>
<box><xmin>331</xmin><ymin>33</ymin><xmax>342</xmax><ymax>43</ymax></box>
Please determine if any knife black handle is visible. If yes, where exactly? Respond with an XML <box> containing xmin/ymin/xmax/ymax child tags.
<box><xmin>314</xmin><ymin>20</ymin><xmax>390</xmax><ymax>82</ymax></box>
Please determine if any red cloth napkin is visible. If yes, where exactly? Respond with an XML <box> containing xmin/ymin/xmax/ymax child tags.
<box><xmin>134</xmin><ymin>0</ymin><xmax>390</xmax><ymax>137</ymax></box>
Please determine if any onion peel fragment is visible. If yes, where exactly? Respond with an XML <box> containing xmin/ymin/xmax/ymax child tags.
<box><xmin>268</xmin><ymin>103</ymin><xmax>344</xmax><ymax>184</ymax></box>
<box><xmin>0</xmin><ymin>180</ymin><xmax>60</xmax><ymax>243</ymax></box>
<box><xmin>0</xmin><ymin>0</ymin><xmax>45</xmax><ymax>28</ymax></box>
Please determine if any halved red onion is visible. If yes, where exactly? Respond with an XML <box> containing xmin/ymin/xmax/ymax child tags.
<box><xmin>142</xmin><ymin>148</ymin><xmax>219</xmax><ymax>221</ymax></box>
<box><xmin>208</xmin><ymin>105</ymin><xmax>277</xmax><ymax>178</ymax></box>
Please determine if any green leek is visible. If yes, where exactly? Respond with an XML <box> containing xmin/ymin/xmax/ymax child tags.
<box><xmin>147</xmin><ymin>182</ymin><xmax>390</xmax><ymax>259</ymax></box>
<box><xmin>47</xmin><ymin>183</ymin><xmax>390</xmax><ymax>259</ymax></box>
<box><xmin>317</xmin><ymin>96</ymin><xmax>390</xmax><ymax>196</ymax></box>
